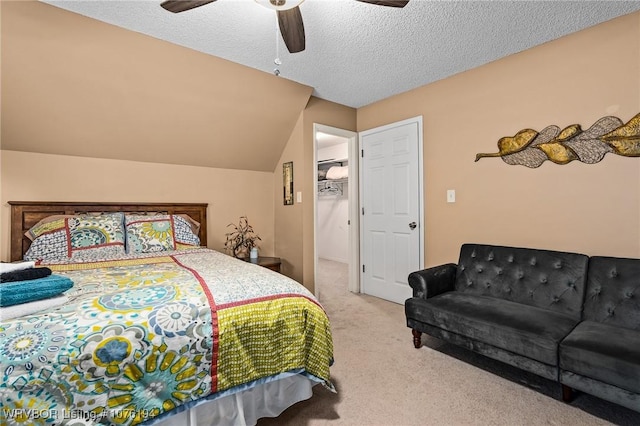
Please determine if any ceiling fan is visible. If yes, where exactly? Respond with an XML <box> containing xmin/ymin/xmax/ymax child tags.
<box><xmin>160</xmin><ymin>0</ymin><xmax>410</xmax><ymax>53</ymax></box>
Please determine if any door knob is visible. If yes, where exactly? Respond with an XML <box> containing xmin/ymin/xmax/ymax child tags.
<box><xmin>409</xmin><ymin>221</ymin><xmax>417</xmax><ymax>230</ymax></box>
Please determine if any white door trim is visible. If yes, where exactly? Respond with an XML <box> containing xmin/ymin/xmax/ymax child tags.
<box><xmin>358</xmin><ymin>116</ymin><xmax>425</xmax><ymax>298</ymax></box>
<box><xmin>313</xmin><ymin>124</ymin><xmax>360</xmax><ymax>296</ymax></box>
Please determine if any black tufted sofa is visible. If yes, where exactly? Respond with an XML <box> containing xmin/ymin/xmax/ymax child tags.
<box><xmin>559</xmin><ymin>256</ymin><xmax>640</xmax><ymax>412</ymax></box>
<box><xmin>405</xmin><ymin>243</ymin><xmax>640</xmax><ymax>412</ymax></box>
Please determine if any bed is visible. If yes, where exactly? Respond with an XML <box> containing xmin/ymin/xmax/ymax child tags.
<box><xmin>2</xmin><ymin>202</ymin><xmax>334</xmax><ymax>426</ymax></box>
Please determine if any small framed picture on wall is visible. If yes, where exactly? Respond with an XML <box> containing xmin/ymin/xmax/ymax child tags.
<box><xmin>283</xmin><ymin>162</ymin><xmax>294</xmax><ymax>205</ymax></box>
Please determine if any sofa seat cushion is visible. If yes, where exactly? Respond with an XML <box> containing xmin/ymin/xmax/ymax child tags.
<box><xmin>405</xmin><ymin>293</ymin><xmax>579</xmax><ymax>365</ymax></box>
<box><xmin>560</xmin><ymin>320</ymin><xmax>640</xmax><ymax>394</ymax></box>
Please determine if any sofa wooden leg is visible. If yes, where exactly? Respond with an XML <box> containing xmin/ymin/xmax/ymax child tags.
<box><xmin>561</xmin><ymin>384</ymin><xmax>573</xmax><ymax>402</ymax></box>
<box><xmin>412</xmin><ymin>329</ymin><xmax>422</xmax><ymax>348</ymax></box>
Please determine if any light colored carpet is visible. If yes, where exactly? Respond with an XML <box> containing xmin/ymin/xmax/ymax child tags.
<box><xmin>258</xmin><ymin>259</ymin><xmax>640</xmax><ymax>426</ymax></box>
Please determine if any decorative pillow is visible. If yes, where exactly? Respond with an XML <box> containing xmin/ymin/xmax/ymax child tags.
<box><xmin>125</xmin><ymin>214</ymin><xmax>176</xmax><ymax>253</ymax></box>
<box><xmin>173</xmin><ymin>215</ymin><xmax>201</xmax><ymax>248</ymax></box>
<box><xmin>24</xmin><ymin>213</ymin><xmax>126</xmax><ymax>262</ymax></box>
<box><xmin>125</xmin><ymin>214</ymin><xmax>201</xmax><ymax>253</ymax></box>
<box><xmin>68</xmin><ymin>213</ymin><xmax>126</xmax><ymax>260</ymax></box>
<box><xmin>24</xmin><ymin>226</ymin><xmax>69</xmax><ymax>261</ymax></box>
<box><xmin>24</xmin><ymin>215</ymin><xmax>72</xmax><ymax>241</ymax></box>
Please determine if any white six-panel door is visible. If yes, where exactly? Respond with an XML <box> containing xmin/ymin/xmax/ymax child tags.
<box><xmin>360</xmin><ymin>118</ymin><xmax>422</xmax><ymax>304</ymax></box>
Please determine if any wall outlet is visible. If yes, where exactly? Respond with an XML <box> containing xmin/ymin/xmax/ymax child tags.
<box><xmin>447</xmin><ymin>189</ymin><xmax>456</xmax><ymax>203</ymax></box>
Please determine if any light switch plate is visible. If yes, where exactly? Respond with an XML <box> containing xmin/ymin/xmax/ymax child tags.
<box><xmin>296</xmin><ymin>191</ymin><xmax>302</xmax><ymax>203</ymax></box>
<box><xmin>447</xmin><ymin>189</ymin><xmax>456</xmax><ymax>203</ymax></box>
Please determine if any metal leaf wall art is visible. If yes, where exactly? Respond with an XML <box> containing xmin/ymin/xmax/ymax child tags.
<box><xmin>475</xmin><ymin>113</ymin><xmax>640</xmax><ymax>168</ymax></box>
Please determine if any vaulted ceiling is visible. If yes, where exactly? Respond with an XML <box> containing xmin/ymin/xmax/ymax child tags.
<box><xmin>42</xmin><ymin>0</ymin><xmax>640</xmax><ymax>108</ymax></box>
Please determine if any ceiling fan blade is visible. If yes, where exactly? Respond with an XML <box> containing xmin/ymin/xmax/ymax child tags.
<box><xmin>355</xmin><ymin>0</ymin><xmax>409</xmax><ymax>7</ymax></box>
<box><xmin>160</xmin><ymin>0</ymin><xmax>217</xmax><ymax>13</ymax></box>
<box><xmin>277</xmin><ymin>6</ymin><xmax>306</xmax><ymax>53</ymax></box>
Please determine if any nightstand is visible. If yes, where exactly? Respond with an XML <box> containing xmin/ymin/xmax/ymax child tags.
<box><xmin>245</xmin><ymin>256</ymin><xmax>281</xmax><ymax>273</ymax></box>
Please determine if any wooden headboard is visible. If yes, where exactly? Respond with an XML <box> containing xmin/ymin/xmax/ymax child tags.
<box><xmin>9</xmin><ymin>201</ymin><xmax>208</xmax><ymax>262</ymax></box>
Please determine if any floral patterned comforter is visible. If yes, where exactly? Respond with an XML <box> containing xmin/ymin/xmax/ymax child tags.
<box><xmin>0</xmin><ymin>248</ymin><xmax>334</xmax><ymax>425</ymax></box>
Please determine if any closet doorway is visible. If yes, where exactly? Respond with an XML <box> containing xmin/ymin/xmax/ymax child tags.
<box><xmin>313</xmin><ymin>124</ymin><xmax>358</xmax><ymax>301</ymax></box>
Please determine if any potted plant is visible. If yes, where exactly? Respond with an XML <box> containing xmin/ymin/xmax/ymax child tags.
<box><xmin>224</xmin><ymin>216</ymin><xmax>261</xmax><ymax>259</ymax></box>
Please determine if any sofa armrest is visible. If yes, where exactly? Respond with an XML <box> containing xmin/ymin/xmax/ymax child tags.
<box><xmin>408</xmin><ymin>263</ymin><xmax>457</xmax><ymax>300</ymax></box>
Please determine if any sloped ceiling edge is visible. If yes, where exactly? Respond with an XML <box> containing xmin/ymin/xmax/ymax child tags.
<box><xmin>1</xmin><ymin>1</ymin><xmax>313</xmax><ymax>172</ymax></box>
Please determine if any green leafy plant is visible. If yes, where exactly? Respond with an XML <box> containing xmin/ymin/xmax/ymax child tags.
<box><xmin>224</xmin><ymin>216</ymin><xmax>261</xmax><ymax>259</ymax></box>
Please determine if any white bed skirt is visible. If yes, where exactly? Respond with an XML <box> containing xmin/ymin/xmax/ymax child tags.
<box><xmin>148</xmin><ymin>373</ymin><xmax>317</xmax><ymax>426</ymax></box>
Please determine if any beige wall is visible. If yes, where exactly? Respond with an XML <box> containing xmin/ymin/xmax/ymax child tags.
<box><xmin>0</xmin><ymin>151</ymin><xmax>275</xmax><ymax>261</ymax></box>
<box><xmin>274</xmin><ymin>114</ymin><xmax>305</xmax><ymax>282</ymax></box>
<box><xmin>0</xmin><ymin>97</ymin><xmax>357</xmax><ymax>288</ymax></box>
<box><xmin>2</xmin><ymin>6</ymin><xmax>639</xmax><ymax>288</ymax></box>
<box><xmin>274</xmin><ymin>97</ymin><xmax>357</xmax><ymax>291</ymax></box>
<box><xmin>1</xmin><ymin>1</ymin><xmax>312</xmax><ymax>172</ymax></box>
<box><xmin>358</xmin><ymin>12</ymin><xmax>640</xmax><ymax>267</ymax></box>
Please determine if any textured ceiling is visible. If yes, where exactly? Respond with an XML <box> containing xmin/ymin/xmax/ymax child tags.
<box><xmin>38</xmin><ymin>0</ymin><xmax>640</xmax><ymax>108</ymax></box>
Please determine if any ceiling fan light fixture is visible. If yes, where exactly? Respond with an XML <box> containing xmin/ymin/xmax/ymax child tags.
<box><xmin>255</xmin><ymin>0</ymin><xmax>305</xmax><ymax>11</ymax></box>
